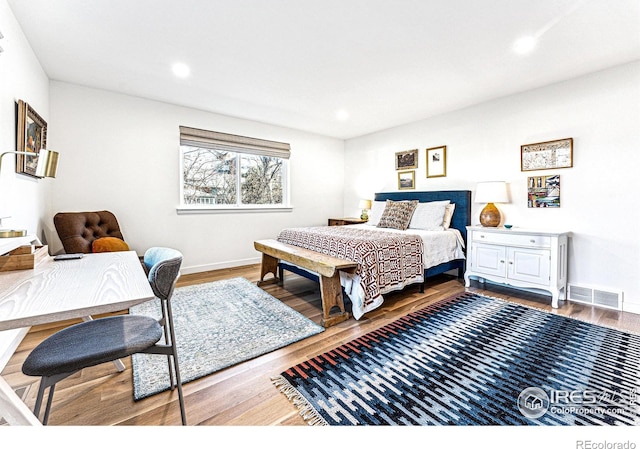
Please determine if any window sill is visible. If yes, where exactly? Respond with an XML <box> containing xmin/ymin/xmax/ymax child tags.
<box><xmin>176</xmin><ymin>206</ymin><xmax>293</xmax><ymax>215</ymax></box>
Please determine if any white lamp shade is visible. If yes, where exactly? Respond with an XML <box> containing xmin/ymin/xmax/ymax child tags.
<box><xmin>475</xmin><ymin>181</ymin><xmax>509</xmax><ymax>203</ymax></box>
<box><xmin>359</xmin><ymin>199</ymin><xmax>372</xmax><ymax>210</ymax></box>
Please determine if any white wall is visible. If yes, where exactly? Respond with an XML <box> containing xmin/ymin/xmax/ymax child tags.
<box><xmin>344</xmin><ymin>61</ymin><xmax>640</xmax><ymax>312</ymax></box>
<box><xmin>48</xmin><ymin>82</ymin><xmax>345</xmax><ymax>273</ymax></box>
<box><xmin>0</xmin><ymin>0</ymin><xmax>51</xmax><ymax>239</ymax></box>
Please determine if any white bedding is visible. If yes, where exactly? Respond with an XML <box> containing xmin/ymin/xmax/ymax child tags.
<box><xmin>282</xmin><ymin>224</ymin><xmax>465</xmax><ymax>320</ymax></box>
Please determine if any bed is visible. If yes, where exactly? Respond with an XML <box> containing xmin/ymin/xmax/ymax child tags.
<box><xmin>276</xmin><ymin>190</ymin><xmax>471</xmax><ymax>320</ymax></box>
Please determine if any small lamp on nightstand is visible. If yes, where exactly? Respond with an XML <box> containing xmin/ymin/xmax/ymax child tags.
<box><xmin>359</xmin><ymin>199</ymin><xmax>372</xmax><ymax>221</ymax></box>
<box><xmin>475</xmin><ymin>181</ymin><xmax>509</xmax><ymax>227</ymax></box>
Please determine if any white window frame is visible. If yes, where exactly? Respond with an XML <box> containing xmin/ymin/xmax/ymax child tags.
<box><xmin>177</xmin><ymin>126</ymin><xmax>292</xmax><ymax>214</ymax></box>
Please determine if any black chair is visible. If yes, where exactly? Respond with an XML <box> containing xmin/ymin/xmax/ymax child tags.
<box><xmin>22</xmin><ymin>247</ymin><xmax>187</xmax><ymax>425</ymax></box>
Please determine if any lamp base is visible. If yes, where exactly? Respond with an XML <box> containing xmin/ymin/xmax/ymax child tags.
<box><xmin>479</xmin><ymin>203</ymin><xmax>501</xmax><ymax>227</ymax></box>
<box><xmin>360</xmin><ymin>210</ymin><xmax>369</xmax><ymax>221</ymax></box>
<box><xmin>0</xmin><ymin>229</ymin><xmax>27</xmax><ymax>238</ymax></box>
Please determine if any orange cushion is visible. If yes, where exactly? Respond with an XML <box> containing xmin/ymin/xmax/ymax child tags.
<box><xmin>91</xmin><ymin>237</ymin><xmax>130</xmax><ymax>253</ymax></box>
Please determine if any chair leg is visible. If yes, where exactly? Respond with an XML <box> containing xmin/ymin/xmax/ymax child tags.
<box><xmin>42</xmin><ymin>384</ymin><xmax>56</xmax><ymax>425</ymax></box>
<box><xmin>165</xmin><ymin>301</ymin><xmax>187</xmax><ymax>425</ymax></box>
<box><xmin>33</xmin><ymin>372</ymin><xmax>76</xmax><ymax>425</ymax></box>
<box><xmin>161</xmin><ymin>303</ymin><xmax>176</xmax><ymax>389</ymax></box>
<box><xmin>33</xmin><ymin>379</ymin><xmax>47</xmax><ymax>422</ymax></box>
<box><xmin>172</xmin><ymin>353</ymin><xmax>186</xmax><ymax>426</ymax></box>
<box><xmin>166</xmin><ymin>354</ymin><xmax>176</xmax><ymax>389</ymax></box>
<box><xmin>33</xmin><ymin>379</ymin><xmax>57</xmax><ymax>425</ymax></box>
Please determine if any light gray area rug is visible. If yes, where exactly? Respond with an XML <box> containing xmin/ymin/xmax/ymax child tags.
<box><xmin>129</xmin><ymin>276</ymin><xmax>324</xmax><ymax>400</ymax></box>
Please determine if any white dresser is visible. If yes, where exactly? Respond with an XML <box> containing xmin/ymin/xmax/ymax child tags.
<box><xmin>464</xmin><ymin>226</ymin><xmax>569</xmax><ymax>308</ymax></box>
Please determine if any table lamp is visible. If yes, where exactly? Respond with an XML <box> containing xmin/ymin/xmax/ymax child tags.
<box><xmin>0</xmin><ymin>149</ymin><xmax>59</xmax><ymax>178</ymax></box>
<box><xmin>0</xmin><ymin>149</ymin><xmax>59</xmax><ymax>238</ymax></box>
<box><xmin>475</xmin><ymin>181</ymin><xmax>508</xmax><ymax>227</ymax></box>
<box><xmin>359</xmin><ymin>199</ymin><xmax>372</xmax><ymax>221</ymax></box>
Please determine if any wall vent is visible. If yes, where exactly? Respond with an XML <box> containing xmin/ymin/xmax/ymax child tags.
<box><xmin>568</xmin><ymin>284</ymin><xmax>623</xmax><ymax>310</ymax></box>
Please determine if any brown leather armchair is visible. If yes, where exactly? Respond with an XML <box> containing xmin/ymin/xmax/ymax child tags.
<box><xmin>53</xmin><ymin>211</ymin><xmax>128</xmax><ymax>254</ymax></box>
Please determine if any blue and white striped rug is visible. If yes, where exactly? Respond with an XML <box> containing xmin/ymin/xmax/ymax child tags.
<box><xmin>273</xmin><ymin>292</ymin><xmax>640</xmax><ymax>425</ymax></box>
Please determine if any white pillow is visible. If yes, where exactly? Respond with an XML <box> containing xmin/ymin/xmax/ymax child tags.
<box><xmin>367</xmin><ymin>200</ymin><xmax>386</xmax><ymax>226</ymax></box>
<box><xmin>442</xmin><ymin>203</ymin><xmax>456</xmax><ymax>229</ymax></box>
<box><xmin>408</xmin><ymin>200</ymin><xmax>451</xmax><ymax>230</ymax></box>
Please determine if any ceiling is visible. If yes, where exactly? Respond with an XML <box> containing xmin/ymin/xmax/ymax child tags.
<box><xmin>7</xmin><ymin>0</ymin><xmax>640</xmax><ymax>139</ymax></box>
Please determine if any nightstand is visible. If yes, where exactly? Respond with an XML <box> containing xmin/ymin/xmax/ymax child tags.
<box><xmin>328</xmin><ymin>218</ymin><xmax>367</xmax><ymax>226</ymax></box>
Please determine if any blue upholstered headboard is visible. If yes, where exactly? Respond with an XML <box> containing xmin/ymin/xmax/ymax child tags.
<box><xmin>374</xmin><ymin>190</ymin><xmax>472</xmax><ymax>244</ymax></box>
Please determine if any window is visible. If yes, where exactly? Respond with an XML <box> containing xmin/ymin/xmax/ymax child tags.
<box><xmin>179</xmin><ymin>126</ymin><xmax>290</xmax><ymax>211</ymax></box>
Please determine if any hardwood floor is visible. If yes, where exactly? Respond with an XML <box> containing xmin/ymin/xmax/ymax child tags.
<box><xmin>3</xmin><ymin>264</ymin><xmax>639</xmax><ymax>426</ymax></box>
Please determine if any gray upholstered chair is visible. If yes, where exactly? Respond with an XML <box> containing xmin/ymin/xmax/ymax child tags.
<box><xmin>22</xmin><ymin>247</ymin><xmax>187</xmax><ymax>425</ymax></box>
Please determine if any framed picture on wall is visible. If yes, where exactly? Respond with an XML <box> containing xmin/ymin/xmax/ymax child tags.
<box><xmin>426</xmin><ymin>145</ymin><xmax>446</xmax><ymax>178</ymax></box>
<box><xmin>528</xmin><ymin>174</ymin><xmax>560</xmax><ymax>208</ymax></box>
<box><xmin>395</xmin><ymin>149</ymin><xmax>418</xmax><ymax>170</ymax></box>
<box><xmin>16</xmin><ymin>100</ymin><xmax>48</xmax><ymax>178</ymax></box>
<box><xmin>398</xmin><ymin>170</ymin><xmax>415</xmax><ymax>190</ymax></box>
<box><xmin>521</xmin><ymin>138</ymin><xmax>573</xmax><ymax>172</ymax></box>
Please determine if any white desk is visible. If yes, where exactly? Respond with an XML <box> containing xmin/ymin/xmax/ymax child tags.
<box><xmin>0</xmin><ymin>251</ymin><xmax>155</xmax><ymax>425</ymax></box>
<box><xmin>0</xmin><ymin>235</ymin><xmax>42</xmax><ymax>374</ymax></box>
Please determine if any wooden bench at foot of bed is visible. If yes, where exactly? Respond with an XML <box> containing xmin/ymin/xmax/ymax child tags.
<box><xmin>254</xmin><ymin>239</ymin><xmax>357</xmax><ymax>327</ymax></box>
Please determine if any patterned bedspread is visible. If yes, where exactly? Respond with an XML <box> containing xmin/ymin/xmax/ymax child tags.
<box><xmin>277</xmin><ymin>226</ymin><xmax>424</xmax><ymax>318</ymax></box>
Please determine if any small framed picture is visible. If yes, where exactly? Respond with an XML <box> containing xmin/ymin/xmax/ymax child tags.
<box><xmin>521</xmin><ymin>138</ymin><xmax>573</xmax><ymax>172</ymax></box>
<box><xmin>426</xmin><ymin>145</ymin><xmax>446</xmax><ymax>178</ymax></box>
<box><xmin>395</xmin><ymin>149</ymin><xmax>418</xmax><ymax>170</ymax></box>
<box><xmin>398</xmin><ymin>170</ymin><xmax>415</xmax><ymax>190</ymax></box>
<box><xmin>528</xmin><ymin>174</ymin><xmax>560</xmax><ymax>208</ymax></box>
<box><xmin>16</xmin><ymin>100</ymin><xmax>48</xmax><ymax>178</ymax></box>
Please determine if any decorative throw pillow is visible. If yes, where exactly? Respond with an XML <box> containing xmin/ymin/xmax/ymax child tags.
<box><xmin>91</xmin><ymin>237</ymin><xmax>130</xmax><ymax>253</ymax></box>
<box><xmin>377</xmin><ymin>200</ymin><xmax>419</xmax><ymax>230</ymax></box>
<box><xmin>366</xmin><ymin>200</ymin><xmax>387</xmax><ymax>226</ymax></box>
<box><xmin>442</xmin><ymin>203</ymin><xmax>456</xmax><ymax>229</ymax></box>
<box><xmin>408</xmin><ymin>200</ymin><xmax>451</xmax><ymax>230</ymax></box>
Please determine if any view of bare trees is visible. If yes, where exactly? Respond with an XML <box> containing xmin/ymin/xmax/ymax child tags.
<box><xmin>241</xmin><ymin>155</ymin><xmax>282</xmax><ymax>204</ymax></box>
<box><xmin>182</xmin><ymin>147</ymin><xmax>283</xmax><ymax>206</ymax></box>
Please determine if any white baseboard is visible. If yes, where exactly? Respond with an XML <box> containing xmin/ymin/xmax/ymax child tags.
<box><xmin>623</xmin><ymin>300</ymin><xmax>640</xmax><ymax>315</ymax></box>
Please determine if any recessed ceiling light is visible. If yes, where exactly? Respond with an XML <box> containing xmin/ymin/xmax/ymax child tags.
<box><xmin>172</xmin><ymin>62</ymin><xmax>190</xmax><ymax>78</ymax></box>
<box><xmin>513</xmin><ymin>36</ymin><xmax>537</xmax><ymax>55</ymax></box>
<box><xmin>336</xmin><ymin>110</ymin><xmax>350</xmax><ymax>121</ymax></box>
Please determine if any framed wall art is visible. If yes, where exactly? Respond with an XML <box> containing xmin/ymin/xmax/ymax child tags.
<box><xmin>16</xmin><ymin>99</ymin><xmax>48</xmax><ymax>177</ymax></box>
<box><xmin>395</xmin><ymin>149</ymin><xmax>418</xmax><ymax>170</ymax></box>
<box><xmin>398</xmin><ymin>170</ymin><xmax>415</xmax><ymax>190</ymax></box>
<box><xmin>426</xmin><ymin>145</ymin><xmax>446</xmax><ymax>178</ymax></box>
<box><xmin>528</xmin><ymin>174</ymin><xmax>560</xmax><ymax>208</ymax></box>
<box><xmin>521</xmin><ymin>138</ymin><xmax>573</xmax><ymax>172</ymax></box>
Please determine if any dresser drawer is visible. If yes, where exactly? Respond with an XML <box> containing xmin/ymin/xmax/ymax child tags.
<box><xmin>473</xmin><ymin>231</ymin><xmax>551</xmax><ymax>248</ymax></box>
